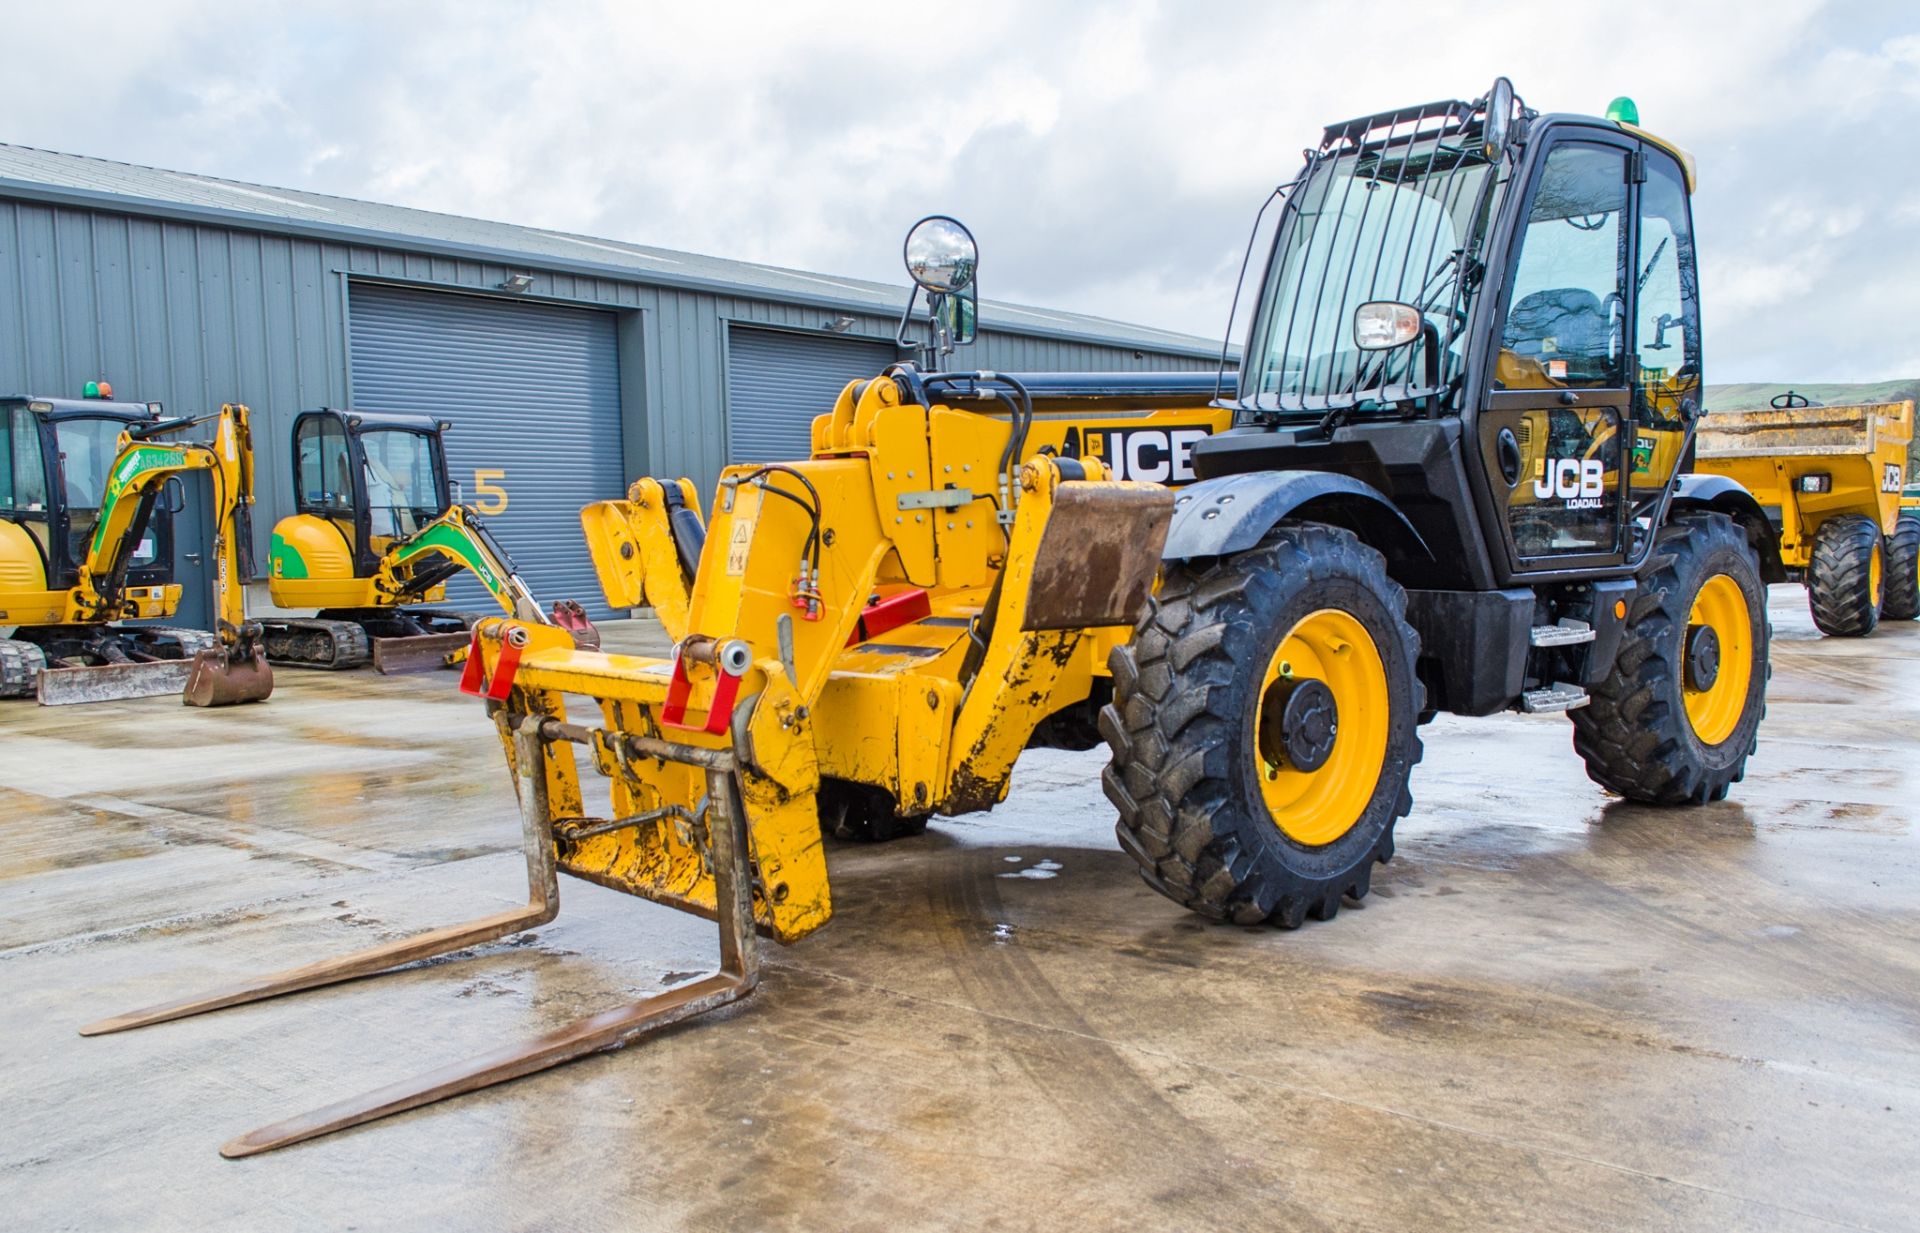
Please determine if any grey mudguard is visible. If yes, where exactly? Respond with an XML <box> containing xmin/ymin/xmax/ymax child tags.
<box><xmin>1672</xmin><ymin>472</ymin><xmax>1756</xmax><ymax>507</ymax></box>
<box><xmin>1161</xmin><ymin>470</ymin><xmax>1421</xmax><ymax>560</ymax></box>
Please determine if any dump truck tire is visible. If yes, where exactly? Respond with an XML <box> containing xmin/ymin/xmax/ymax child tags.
<box><xmin>1807</xmin><ymin>514</ymin><xmax>1884</xmax><ymax>637</ymax></box>
<box><xmin>1883</xmin><ymin>514</ymin><xmax>1920</xmax><ymax>621</ymax></box>
<box><xmin>1101</xmin><ymin>522</ymin><xmax>1423</xmax><ymax>927</ymax></box>
<box><xmin>1573</xmin><ymin>512</ymin><xmax>1768</xmax><ymax>804</ymax></box>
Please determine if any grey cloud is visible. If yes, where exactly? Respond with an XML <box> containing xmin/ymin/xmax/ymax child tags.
<box><xmin>5</xmin><ymin>0</ymin><xmax>1918</xmax><ymax>380</ymax></box>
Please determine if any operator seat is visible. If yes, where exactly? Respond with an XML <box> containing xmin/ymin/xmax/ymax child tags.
<box><xmin>1501</xmin><ymin>287</ymin><xmax>1610</xmax><ymax>381</ymax></box>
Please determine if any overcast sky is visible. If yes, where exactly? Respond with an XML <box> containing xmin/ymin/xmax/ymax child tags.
<box><xmin>8</xmin><ymin>1</ymin><xmax>1918</xmax><ymax>382</ymax></box>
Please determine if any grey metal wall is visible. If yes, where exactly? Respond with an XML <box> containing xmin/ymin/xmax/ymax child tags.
<box><xmin>0</xmin><ymin>194</ymin><xmax>1217</xmax><ymax>621</ymax></box>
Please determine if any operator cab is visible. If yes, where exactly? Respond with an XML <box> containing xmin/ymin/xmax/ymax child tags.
<box><xmin>1209</xmin><ymin>81</ymin><xmax>1702</xmax><ymax>590</ymax></box>
<box><xmin>292</xmin><ymin>408</ymin><xmax>453</xmax><ymax>575</ymax></box>
<box><xmin>0</xmin><ymin>394</ymin><xmax>177</xmax><ymax>591</ymax></box>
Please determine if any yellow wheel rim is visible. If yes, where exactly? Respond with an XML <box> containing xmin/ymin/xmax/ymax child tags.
<box><xmin>1682</xmin><ymin>574</ymin><xmax>1753</xmax><ymax>747</ymax></box>
<box><xmin>1253</xmin><ymin>609</ymin><xmax>1390</xmax><ymax>846</ymax></box>
<box><xmin>1870</xmin><ymin>541</ymin><xmax>1883</xmax><ymax>608</ymax></box>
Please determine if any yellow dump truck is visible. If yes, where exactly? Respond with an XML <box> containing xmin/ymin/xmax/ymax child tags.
<box><xmin>1695</xmin><ymin>395</ymin><xmax>1917</xmax><ymax>633</ymax></box>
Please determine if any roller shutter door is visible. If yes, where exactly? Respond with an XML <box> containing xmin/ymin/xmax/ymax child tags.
<box><xmin>349</xmin><ymin>282</ymin><xmax>623</xmax><ymax>617</ymax></box>
<box><xmin>726</xmin><ymin>327</ymin><xmax>896</xmax><ymax>463</ymax></box>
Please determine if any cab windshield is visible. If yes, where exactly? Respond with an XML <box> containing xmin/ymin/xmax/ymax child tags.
<box><xmin>359</xmin><ymin>428</ymin><xmax>445</xmax><ymax>538</ymax></box>
<box><xmin>1242</xmin><ymin>132</ymin><xmax>1498</xmax><ymax>416</ymax></box>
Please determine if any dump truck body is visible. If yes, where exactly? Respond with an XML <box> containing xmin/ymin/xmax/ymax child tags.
<box><xmin>1695</xmin><ymin>400</ymin><xmax>1913</xmax><ymax>570</ymax></box>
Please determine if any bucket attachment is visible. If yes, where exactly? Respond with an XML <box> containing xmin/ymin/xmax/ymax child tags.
<box><xmin>37</xmin><ymin>659</ymin><xmax>195</xmax><ymax>706</ymax></box>
<box><xmin>549</xmin><ymin>598</ymin><xmax>601</xmax><ymax>650</ymax></box>
<box><xmin>81</xmin><ymin>718</ymin><xmax>759</xmax><ymax>1157</ymax></box>
<box><xmin>369</xmin><ymin>631</ymin><xmax>473</xmax><ymax>674</ymax></box>
<box><xmin>182</xmin><ymin>633</ymin><xmax>275</xmax><ymax>707</ymax></box>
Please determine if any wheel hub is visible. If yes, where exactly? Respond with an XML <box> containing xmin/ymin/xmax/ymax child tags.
<box><xmin>1685</xmin><ymin>623</ymin><xmax>1721</xmax><ymax>691</ymax></box>
<box><xmin>1260</xmin><ymin>677</ymin><xmax>1338</xmax><ymax>773</ymax></box>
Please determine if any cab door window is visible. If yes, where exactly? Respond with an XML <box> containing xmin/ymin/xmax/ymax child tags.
<box><xmin>1628</xmin><ymin>153</ymin><xmax>1700</xmax><ymax>511</ymax></box>
<box><xmin>1497</xmin><ymin>144</ymin><xmax>1628</xmax><ymax>390</ymax></box>
<box><xmin>295</xmin><ymin>417</ymin><xmax>353</xmax><ymax>517</ymax></box>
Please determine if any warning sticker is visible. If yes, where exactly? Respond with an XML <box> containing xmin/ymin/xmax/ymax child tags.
<box><xmin>726</xmin><ymin>519</ymin><xmax>754</xmax><ymax>576</ymax></box>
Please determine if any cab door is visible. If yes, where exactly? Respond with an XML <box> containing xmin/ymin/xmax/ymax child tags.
<box><xmin>1479</xmin><ymin>136</ymin><xmax>1635</xmax><ymax>576</ymax></box>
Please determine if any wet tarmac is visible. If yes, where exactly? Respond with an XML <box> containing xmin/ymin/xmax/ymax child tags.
<box><xmin>2</xmin><ymin>588</ymin><xmax>1915</xmax><ymax>1231</ymax></box>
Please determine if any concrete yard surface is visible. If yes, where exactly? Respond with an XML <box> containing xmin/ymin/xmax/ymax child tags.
<box><xmin>2</xmin><ymin>592</ymin><xmax>1916</xmax><ymax>1231</ymax></box>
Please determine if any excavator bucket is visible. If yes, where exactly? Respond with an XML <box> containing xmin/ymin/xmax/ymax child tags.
<box><xmin>182</xmin><ymin>643</ymin><xmax>275</xmax><ymax>707</ymax></box>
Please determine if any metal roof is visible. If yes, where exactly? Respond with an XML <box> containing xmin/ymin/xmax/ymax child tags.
<box><xmin>0</xmin><ymin>142</ymin><xmax>1225</xmax><ymax>359</ymax></box>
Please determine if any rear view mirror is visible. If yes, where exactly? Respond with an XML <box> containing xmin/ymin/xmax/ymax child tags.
<box><xmin>1354</xmin><ymin>301</ymin><xmax>1422</xmax><ymax>351</ymax></box>
<box><xmin>904</xmin><ymin>216</ymin><xmax>978</xmax><ymax>293</ymax></box>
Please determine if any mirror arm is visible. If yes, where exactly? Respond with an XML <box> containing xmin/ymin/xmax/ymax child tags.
<box><xmin>1421</xmin><ymin>321</ymin><xmax>1442</xmax><ymax>416</ymax></box>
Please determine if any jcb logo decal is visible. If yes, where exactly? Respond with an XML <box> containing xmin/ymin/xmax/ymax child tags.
<box><xmin>1069</xmin><ymin>426</ymin><xmax>1212</xmax><ymax>484</ymax></box>
<box><xmin>1534</xmin><ymin>458</ymin><xmax>1608</xmax><ymax>509</ymax></box>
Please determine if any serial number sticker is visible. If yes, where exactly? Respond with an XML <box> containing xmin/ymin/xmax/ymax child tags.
<box><xmin>725</xmin><ymin>519</ymin><xmax>754</xmax><ymax>576</ymax></box>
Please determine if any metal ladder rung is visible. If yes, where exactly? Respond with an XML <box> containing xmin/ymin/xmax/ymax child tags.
<box><xmin>1520</xmin><ymin>682</ymin><xmax>1591</xmax><ymax>713</ymax></box>
<box><xmin>1530</xmin><ymin>620</ymin><xmax>1596</xmax><ymax>648</ymax></box>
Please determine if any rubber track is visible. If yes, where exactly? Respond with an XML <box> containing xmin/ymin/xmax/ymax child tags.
<box><xmin>1099</xmin><ymin>523</ymin><xmax>1423</xmax><ymax>927</ymax></box>
<box><xmin>262</xmin><ymin>619</ymin><xmax>372</xmax><ymax>670</ymax></box>
<box><xmin>1807</xmin><ymin>514</ymin><xmax>1883</xmax><ymax>637</ymax></box>
<box><xmin>0</xmin><ymin>638</ymin><xmax>48</xmax><ymax>698</ymax></box>
<box><xmin>1570</xmin><ymin>512</ymin><xmax>1767</xmax><ymax>804</ymax></box>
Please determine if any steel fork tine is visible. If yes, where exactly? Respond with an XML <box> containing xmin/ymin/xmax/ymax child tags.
<box><xmin>80</xmin><ymin>722</ymin><xmax>562</xmax><ymax>1037</ymax></box>
<box><xmin>221</xmin><ymin>762</ymin><xmax>759</xmax><ymax>1158</ymax></box>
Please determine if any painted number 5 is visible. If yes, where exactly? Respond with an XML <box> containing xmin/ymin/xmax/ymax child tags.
<box><xmin>472</xmin><ymin>468</ymin><xmax>509</xmax><ymax>514</ymax></box>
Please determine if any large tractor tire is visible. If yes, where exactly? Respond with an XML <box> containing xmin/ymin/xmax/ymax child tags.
<box><xmin>1883</xmin><ymin>513</ymin><xmax>1920</xmax><ymax>621</ymax></box>
<box><xmin>1100</xmin><ymin>523</ymin><xmax>1423</xmax><ymax>927</ymax></box>
<box><xmin>1807</xmin><ymin>514</ymin><xmax>1884</xmax><ymax>637</ymax></box>
<box><xmin>1573</xmin><ymin>512</ymin><xmax>1768</xmax><ymax>804</ymax></box>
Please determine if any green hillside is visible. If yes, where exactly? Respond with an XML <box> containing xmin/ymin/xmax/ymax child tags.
<box><xmin>1704</xmin><ymin>379</ymin><xmax>1920</xmax><ymax>412</ymax></box>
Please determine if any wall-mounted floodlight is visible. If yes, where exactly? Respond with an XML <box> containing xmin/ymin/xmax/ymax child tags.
<box><xmin>498</xmin><ymin>273</ymin><xmax>535</xmax><ymax>293</ymax></box>
<box><xmin>824</xmin><ymin>315</ymin><xmax>856</xmax><ymax>333</ymax></box>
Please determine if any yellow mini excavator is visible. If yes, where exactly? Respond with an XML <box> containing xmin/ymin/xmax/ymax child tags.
<box><xmin>0</xmin><ymin>391</ymin><xmax>272</xmax><ymax>705</ymax></box>
<box><xmin>90</xmin><ymin>84</ymin><xmax>1780</xmax><ymax>1156</ymax></box>
<box><xmin>264</xmin><ymin>408</ymin><xmax>594</xmax><ymax>673</ymax></box>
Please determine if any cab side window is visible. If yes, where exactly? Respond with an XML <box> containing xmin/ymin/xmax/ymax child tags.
<box><xmin>1632</xmin><ymin>156</ymin><xmax>1699</xmax><ymax>429</ymax></box>
<box><xmin>295</xmin><ymin>417</ymin><xmax>353</xmax><ymax>516</ymax></box>
<box><xmin>1497</xmin><ymin>143</ymin><xmax>1629</xmax><ymax>390</ymax></box>
<box><xmin>2</xmin><ymin>408</ymin><xmax>48</xmax><ymax>511</ymax></box>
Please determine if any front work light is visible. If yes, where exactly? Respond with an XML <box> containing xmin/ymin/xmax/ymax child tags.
<box><xmin>1797</xmin><ymin>473</ymin><xmax>1832</xmax><ymax>494</ymax></box>
<box><xmin>1353</xmin><ymin>301</ymin><xmax>1422</xmax><ymax>350</ymax></box>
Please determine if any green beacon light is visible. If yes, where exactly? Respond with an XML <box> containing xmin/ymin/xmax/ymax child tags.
<box><xmin>1606</xmin><ymin>96</ymin><xmax>1640</xmax><ymax>126</ymax></box>
<box><xmin>83</xmin><ymin>380</ymin><xmax>101</xmax><ymax>399</ymax></box>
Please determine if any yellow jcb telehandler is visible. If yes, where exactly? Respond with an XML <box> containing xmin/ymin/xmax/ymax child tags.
<box><xmin>1695</xmin><ymin>392</ymin><xmax>1918</xmax><ymax>632</ymax></box>
<box><xmin>264</xmin><ymin>407</ymin><xmax>596</xmax><ymax>672</ymax></box>
<box><xmin>0</xmin><ymin>391</ymin><xmax>272</xmax><ymax>705</ymax></box>
<box><xmin>90</xmin><ymin>83</ymin><xmax>1779</xmax><ymax>1155</ymax></box>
